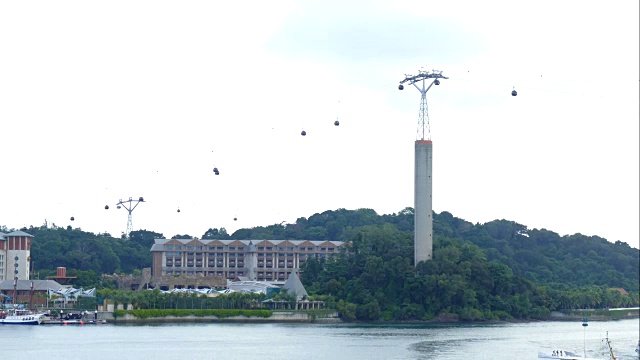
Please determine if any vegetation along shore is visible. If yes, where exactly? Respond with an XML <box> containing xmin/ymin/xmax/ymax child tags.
<box><xmin>4</xmin><ymin>208</ymin><xmax>639</xmax><ymax>322</ymax></box>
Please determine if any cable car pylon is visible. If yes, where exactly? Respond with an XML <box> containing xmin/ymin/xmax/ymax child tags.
<box><xmin>116</xmin><ymin>196</ymin><xmax>145</xmax><ymax>238</ymax></box>
<box><xmin>398</xmin><ymin>67</ymin><xmax>447</xmax><ymax>267</ymax></box>
<box><xmin>398</xmin><ymin>68</ymin><xmax>448</xmax><ymax>140</ymax></box>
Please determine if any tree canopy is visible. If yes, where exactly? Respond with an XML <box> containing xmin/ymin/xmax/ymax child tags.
<box><xmin>6</xmin><ymin>207</ymin><xmax>638</xmax><ymax>320</ymax></box>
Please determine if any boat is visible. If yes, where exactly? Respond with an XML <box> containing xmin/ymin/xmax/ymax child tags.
<box><xmin>537</xmin><ymin>350</ymin><xmax>602</xmax><ymax>359</ymax></box>
<box><xmin>0</xmin><ymin>308</ymin><xmax>45</xmax><ymax>325</ymax></box>
<box><xmin>538</xmin><ymin>319</ymin><xmax>615</xmax><ymax>360</ymax></box>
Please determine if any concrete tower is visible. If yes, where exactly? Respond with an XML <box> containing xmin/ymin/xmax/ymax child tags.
<box><xmin>414</xmin><ymin>140</ymin><xmax>433</xmax><ymax>263</ymax></box>
<box><xmin>398</xmin><ymin>68</ymin><xmax>447</xmax><ymax>266</ymax></box>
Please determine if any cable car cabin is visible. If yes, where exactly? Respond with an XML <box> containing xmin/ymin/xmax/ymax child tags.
<box><xmin>117</xmin><ymin>205</ymin><xmax>121</xmax><ymax>209</ymax></box>
<box><xmin>434</xmin><ymin>79</ymin><xmax>440</xmax><ymax>85</ymax></box>
<box><xmin>334</xmin><ymin>120</ymin><xmax>339</xmax><ymax>126</ymax></box>
<box><xmin>177</xmin><ymin>208</ymin><xmax>181</xmax><ymax>213</ymax></box>
<box><xmin>511</xmin><ymin>89</ymin><xmax>518</xmax><ymax>96</ymax></box>
<box><xmin>213</xmin><ymin>167</ymin><xmax>219</xmax><ymax>173</ymax></box>
<box><xmin>234</xmin><ymin>217</ymin><xmax>237</xmax><ymax>221</ymax></box>
<box><xmin>70</xmin><ymin>217</ymin><xmax>75</xmax><ymax>221</ymax></box>
<box><xmin>139</xmin><ymin>197</ymin><xmax>144</xmax><ymax>201</ymax></box>
<box><xmin>105</xmin><ymin>205</ymin><xmax>109</xmax><ymax>210</ymax></box>
<box><xmin>301</xmin><ymin>130</ymin><xmax>306</xmax><ymax>136</ymax></box>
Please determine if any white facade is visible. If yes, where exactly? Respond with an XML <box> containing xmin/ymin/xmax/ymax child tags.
<box><xmin>0</xmin><ymin>231</ymin><xmax>33</xmax><ymax>281</ymax></box>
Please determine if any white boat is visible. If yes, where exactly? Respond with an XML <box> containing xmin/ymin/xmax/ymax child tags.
<box><xmin>0</xmin><ymin>308</ymin><xmax>45</xmax><ymax>325</ymax></box>
<box><xmin>537</xmin><ymin>350</ymin><xmax>601</xmax><ymax>360</ymax></box>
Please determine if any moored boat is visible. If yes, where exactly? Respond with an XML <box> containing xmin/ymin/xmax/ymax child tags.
<box><xmin>0</xmin><ymin>308</ymin><xmax>45</xmax><ymax>325</ymax></box>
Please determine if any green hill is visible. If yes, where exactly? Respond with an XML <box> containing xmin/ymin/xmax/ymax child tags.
<box><xmin>4</xmin><ymin>207</ymin><xmax>638</xmax><ymax>320</ymax></box>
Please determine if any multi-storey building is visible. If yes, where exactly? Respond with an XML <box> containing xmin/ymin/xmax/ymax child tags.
<box><xmin>0</xmin><ymin>230</ymin><xmax>33</xmax><ymax>282</ymax></box>
<box><xmin>151</xmin><ymin>238</ymin><xmax>345</xmax><ymax>283</ymax></box>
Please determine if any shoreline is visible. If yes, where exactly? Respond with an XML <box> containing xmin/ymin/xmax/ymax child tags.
<box><xmin>103</xmin><ymin>309</ymin><xmax>639</xmax><ymax>325</ymax></box>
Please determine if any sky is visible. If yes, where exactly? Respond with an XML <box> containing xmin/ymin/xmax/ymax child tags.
<box><xmin>1</xmin><ymin>1</ymin><xmax>638</xmax><ymax>249</ymax></box>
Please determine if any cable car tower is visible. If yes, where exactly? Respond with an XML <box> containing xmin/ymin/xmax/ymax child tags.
<box><xmin>116</xmin><ymin>197</ymin><xmax>145</xmax><ymax>238</ymax></box>
<box><xmin>398</xmin><ymin>68</ymin><xmax>448</xmax><ymax>140</ymax></box>
<box><xmin>399</xmin><ymin>68</ymin><xmax>447</xmax><ymax>266</ymax></box>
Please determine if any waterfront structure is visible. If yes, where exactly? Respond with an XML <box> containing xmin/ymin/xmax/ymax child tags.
<box><xmin>0</xmin><ymin>279</ymin><xmax>63</xmax><ymax>307</ymax></box>
<box><xmin>150</xmin><ymin>238</ymin><xmax>344</xmax><ymax>283</ymax></box>
<box><xmin>0</xmin><ymin>231</ymin><xmax>33</xmax><ymax>282</ymax></box>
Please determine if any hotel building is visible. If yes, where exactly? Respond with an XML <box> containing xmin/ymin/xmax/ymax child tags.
<box><xmin>0</xmin><ymin>230</ymin><xmax>33</xmax><ymax>282</ymax></box>
<box><xmin>151</xmin><ymin>238</ymin><xmax>345</xmax><ymax>283</ymax></box>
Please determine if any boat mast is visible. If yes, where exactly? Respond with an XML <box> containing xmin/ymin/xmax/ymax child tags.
<box><xmin>605</xmin><ymin>331</ymin><xmax>616</xmax><ymax>360</ymax></box>
<box><xmin>29</xmin><ymin>281</ymin><xmax>34</xmax><ymax>311</ymax></box>
<box><xmin>12</xmin><ymin>278</ymin><xmax>17</xmax><ymax>309</ymax></box>
<box><xmin>582</xmin><ymin>316</ymin><xmax>588</xmax><ymax>358</ymax></box>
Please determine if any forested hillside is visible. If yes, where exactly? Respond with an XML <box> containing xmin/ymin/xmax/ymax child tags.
<box><xmin>3</xmin><ymin>207</ymin><xmax>638</xmax><ymax>319</ymax></box>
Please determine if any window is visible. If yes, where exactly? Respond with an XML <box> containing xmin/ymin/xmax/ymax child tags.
<box><xmin>266</xmin><ymin>246</ymin><xmax>272</xmax><ymax>250</ymax></box>
<box><xmin>188</xmin><ymin>246</ymin><xmax>194</xmax><ymax>250</ymax></box>
<box><xmin>229</xmin><ymin>246</ymin><xmax>236</xmax><ymax>250</ymax></box>
<box><xmin>166</xmin><ymin>245</ymin><xmax>174</xmax><ymax>250</ymax></box>
<box><xmin>287</xmin><ymin>247</ymin><xmax>294</xmax><ymax>251</ymax></box>
<box><xmin>196</xmin><ymin>246</ymin><xmax>202</xmax><ymax>250</ymax></box>
<box><xmin>237</xmin><ymin>247</ymin><xmax>244</xmax><ymax>251</ymax></box>
<box><xmin>258</xmin><ymin>246</ymin><xmax>264</xmax><ymax>250</ymax></box>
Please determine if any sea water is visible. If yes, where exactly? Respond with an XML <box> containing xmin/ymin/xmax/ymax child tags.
<box><xmin>0</xmin><ymin>318</ymin><xmax>637</xmax><ymax>359</ymax></box>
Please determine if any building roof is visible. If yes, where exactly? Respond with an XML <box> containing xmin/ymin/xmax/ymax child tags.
<box><xmin>282</xmin><ymin>272</ymin><xmax>308</xmax><ymax>300</ymax></box>
<box><xmin>0</xmin><ymin>279</ymin><xmax>63</xmax><ymax>291</ymax></box>
<box><xmin>4</xmin><ymin>230</ymin><xmax>33</xmax><ymax>237</ymax></box>
<box><xmin>227</xmin><ymin>280</ymin><xmax>278</xmax><ymax>294</ymax></box>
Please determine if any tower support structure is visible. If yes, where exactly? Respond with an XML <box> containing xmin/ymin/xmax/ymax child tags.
<box><xmin>399</xmin><ymin>68</ymin><xmax>447</xmax><ymax>266</ymax></box>
<box><xmin>116</xmin><ymin>197</ymin><xmax>145</xmax><ymax>238</ymax></box>
<box><xmin>414</xmin><ymin>140</ymin><xmax>433</xmax><ymax>264</ymax></box>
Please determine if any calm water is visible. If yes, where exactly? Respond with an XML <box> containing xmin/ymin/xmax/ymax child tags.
<box><xmin>0</xmin><ymin>319</ymin><xmax>638</xmax><ymax>359</ymax></box>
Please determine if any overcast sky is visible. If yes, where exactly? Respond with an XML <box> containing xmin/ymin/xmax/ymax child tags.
<box><xmin>1</xmin><ymin>1</ymin><xmax>638</xmax><ymax>249</ymax></box>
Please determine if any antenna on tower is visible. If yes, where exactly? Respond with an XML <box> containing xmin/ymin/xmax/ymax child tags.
<box><xmin>116</xmin><ymin>196</ymin><xmax>145</xmax><ymax>238</ymax></box>
<box><xmin>398</xmin><ymin>68</ymin><xmax>448</xmax><ymax>140</ymax></box>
